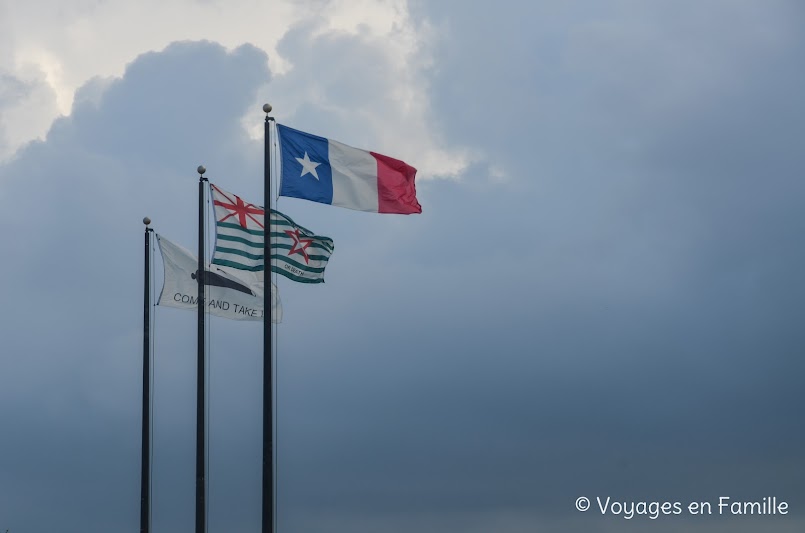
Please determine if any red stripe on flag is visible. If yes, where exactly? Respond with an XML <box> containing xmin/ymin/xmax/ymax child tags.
<box><xmin>371</xmin><ymin>152</ymin><xmax>422</xmax><ymax>214</ymax></box>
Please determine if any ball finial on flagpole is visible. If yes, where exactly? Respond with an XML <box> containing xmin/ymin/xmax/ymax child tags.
<box><xmin>263</xmin><ymin>103</ymin><xmax>272</xmax><ymax>113</ymax></box>
<box><xmin>197</xmin><ymin>165</ymin><xmax>206</xmax><ymax>176</ymax></box>
<box><xmin>143</xmin><ymin>217</ymin><xmax>151</xmax><ymax>226</ymax></box>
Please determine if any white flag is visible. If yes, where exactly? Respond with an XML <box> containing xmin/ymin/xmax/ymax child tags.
<box><xmin>157</xmin><ymin>234</ymin><xmax>281</xmax><ymax>322</ymax></box>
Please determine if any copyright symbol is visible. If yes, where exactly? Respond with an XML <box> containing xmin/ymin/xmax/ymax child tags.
<box><xmin>575</xmin><ymin>496</ymin><xmax>590</xmax><ymax>512</ymax></box>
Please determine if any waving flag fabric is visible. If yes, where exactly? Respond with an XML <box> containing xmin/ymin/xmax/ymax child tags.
<box><xmin>211</xmin><ymin>183</ymin><xmax>265</xmax><ymax>272</ymax></box>
<box><xmin>157</xmin><ymin>233</ymin><xmax>282</xmax><ymax>322</ymax></box>
<box><xmin>277</xmin><ymin>123</ymin><xmax>421</xmax><ymax>214</ymax></box>
<box><xmin>210</xmin><ymin>183</ymin><xmax>334</xmax><ymax>284</ymax></box>
<box><xmin>269</xmin><ymin>209</ymin><xmax>334</xmax><ymax>284</ymax></box>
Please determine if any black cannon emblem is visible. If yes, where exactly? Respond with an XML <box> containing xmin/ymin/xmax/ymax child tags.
<box><xmin>191</xmin><ymin>269</ymin><xmax>256</xmax><ymax>296</ymax></box>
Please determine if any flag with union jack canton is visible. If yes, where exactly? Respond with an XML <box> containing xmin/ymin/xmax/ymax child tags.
<box><xmin>210</xmin><ymin>183</ymin><xmax>334</xmax><ymax>284</ymax></box>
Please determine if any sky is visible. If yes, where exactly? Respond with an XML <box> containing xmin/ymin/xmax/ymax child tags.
<box><xmin>1</xmin><ymin>1</ymin><xmax>804</xmax><ymax>532</ymax></box>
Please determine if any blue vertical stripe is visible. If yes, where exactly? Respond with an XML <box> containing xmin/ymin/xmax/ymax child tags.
<box><xmin>278</xmin><ymin>124</ymin><xmax>334</xmax><ymax>205</ymax></box>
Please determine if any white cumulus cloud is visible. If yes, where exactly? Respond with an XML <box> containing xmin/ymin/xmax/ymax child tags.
<box><xmin>0</xmin><ymin>0</ymin><xmax>469</xmax><ymax>177</ymax></box>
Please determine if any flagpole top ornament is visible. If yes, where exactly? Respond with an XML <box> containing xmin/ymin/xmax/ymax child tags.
<box><xmin>143</xmin><ymin>217</ymin><xmax>151</xmax><ymax>226</ymax></box>
<box><xmin>197</xmin><ymin>165</ymin><xmax>206</xmax><ymax>175</ymax></box>
<box><xmin>263</xmin><ymin>103</ymin><xmax>272</xmax><ymax>113</ymax></box>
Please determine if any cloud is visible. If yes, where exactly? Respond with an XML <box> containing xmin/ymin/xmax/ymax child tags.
<box><xmin>268</xmin><ymin>10</ymin><xmax>469</xmax><ymax>178</ymax></box>
<box><xmin>1</xmin><ymin>2</ymin><xmax>804</xmax><ymax>532</ymax></box>
<box><xmin>0</xmin><ymin>40</ymin><xmax>272</xmax><ymax>532</ymax></box>
<box><xmin>1</xmin><ymin>0</ymin><xmax>468</xmax><ymax>179</ymax></box>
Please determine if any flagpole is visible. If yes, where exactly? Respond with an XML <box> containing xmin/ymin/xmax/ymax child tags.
<box><xmin>196</xmin><ymin>166</ymin><xmax>208</xmax><ymax>533</ymax></box>
<box><xmin>141</xmin><ymin>217</ymin><xmax>153</xmax><ymax>533</ymax></box>
<box><xmin>262</xmin><ymin>103</ymin><xmax>274</xmax><ymax>533</ymax></box>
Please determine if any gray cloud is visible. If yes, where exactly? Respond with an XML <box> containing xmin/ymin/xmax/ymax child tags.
<box><xmin>0</xmin><ymin>40</ymin><xmax>270</xmax><ymax>533</ymax></box>
<box><xmin>1</xmin><ymin>2</ymin><xmax>805</xmax><ymax>531</ymax></box>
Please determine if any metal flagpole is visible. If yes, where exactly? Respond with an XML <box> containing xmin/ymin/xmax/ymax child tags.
<box><xmin>196</xmin><ymin>166</ymin><xmax>208</xmax><ymax>533</ymax></box>
<box><xmin>141</xmin><ymin>217</ymin><xmax>153</xmax><ymax>533</ymax></box>
<box><xmin>262</xmin><ymin>103</ymin><xmax>274</xmax><ymax>533</ymax></box>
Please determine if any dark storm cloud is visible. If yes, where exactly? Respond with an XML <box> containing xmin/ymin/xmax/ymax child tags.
<box><xmin>0</xmin><ymin>41</ymin><xmax>270</xmax><ymax>533</ymax></box>
<box><xmin>270</xmin><ymin>1</ymin><xmax>805</xmax><ymax>531</ymax></box>
<box><xmin>2</xmin><ymin>2</ymin><xmax>805</xmax><ymax>532</ymax></box>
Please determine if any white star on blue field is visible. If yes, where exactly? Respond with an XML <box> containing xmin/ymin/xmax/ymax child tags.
<box><xmin>295</xmin><ymin>151</ymin><xmax>321</xmax><ymax>180</ymax></box>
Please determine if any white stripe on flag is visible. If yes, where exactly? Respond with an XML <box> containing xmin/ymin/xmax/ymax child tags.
<box><xmin>329</xmin><ymin>139</ymin><xmax>379</xmax><ymax>212</ymax></box>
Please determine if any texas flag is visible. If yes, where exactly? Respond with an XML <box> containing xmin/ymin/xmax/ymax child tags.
<box><xmin>277</xmin><ymin>124</ymin><xmax>422</xmax><ymax>214</ymax></box>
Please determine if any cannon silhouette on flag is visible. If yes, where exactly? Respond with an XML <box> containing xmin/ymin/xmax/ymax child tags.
<box><xmin>192</xmin><ymin>269</ymin><xmax>256</xmax><ymax>296</ymax></box>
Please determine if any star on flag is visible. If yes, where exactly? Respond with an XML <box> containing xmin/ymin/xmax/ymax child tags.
<box><xmin>284</xmin><ymin>228</ymin><xmax>314</xmax><ymax>264</ymax></box>
<box><xmin>295</xmin><ymin>151</ymin><xmax>321</xmax><ymax>180</ymax></box>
